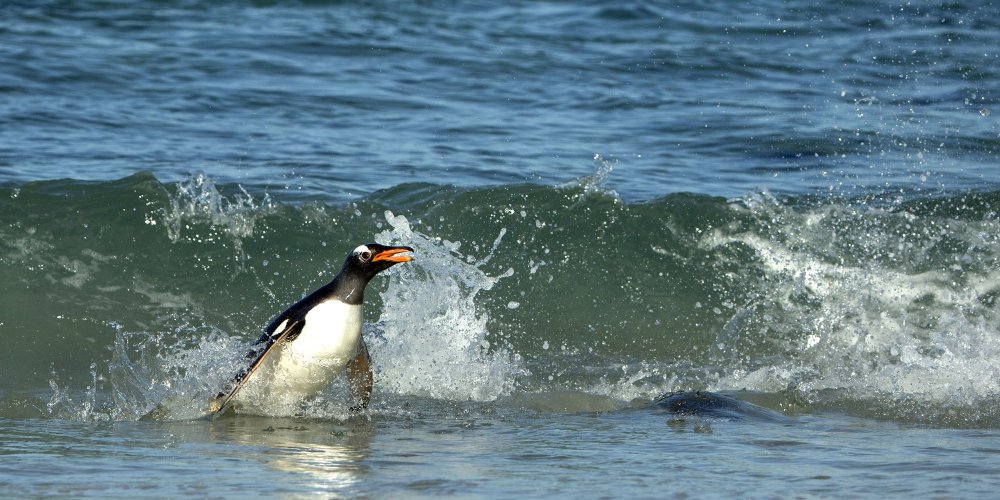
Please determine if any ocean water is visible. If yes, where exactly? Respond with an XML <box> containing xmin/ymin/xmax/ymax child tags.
<box><xmin>2</xmin><ymin>0</ymin><xmax>1000</xmax><ymax>497</ymax></box>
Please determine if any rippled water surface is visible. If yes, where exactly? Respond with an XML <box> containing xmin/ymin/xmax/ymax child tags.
<box><xmin>2</xmin><ymin>0</ymin><xmax>1000</xmax><ymax>497</ymax></box>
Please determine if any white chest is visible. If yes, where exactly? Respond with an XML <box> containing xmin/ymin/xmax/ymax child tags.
<box><xmin>240</xmin><ymin>300</ymin><xmax>363</xmax><ymax>406</ymax></box>
<box><xmin>286</xmin><ymin>300</ymin><xmax>363</xmax><ymax>364</ymax></box>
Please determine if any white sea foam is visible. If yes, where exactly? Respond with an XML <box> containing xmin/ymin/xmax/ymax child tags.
<box><xmin>706</xmin><ymin>198</ymin><xmax>1000</xmax><ymax>412</ymax></box>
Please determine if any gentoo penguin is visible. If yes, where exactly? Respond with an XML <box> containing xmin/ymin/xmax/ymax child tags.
<box><xmin>208</xmin><ymin>243</ymin><xmax>413</xmax><ymax>417</ymax></box>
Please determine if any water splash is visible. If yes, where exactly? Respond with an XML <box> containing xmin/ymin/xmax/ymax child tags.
<box><xmin>562</xmin><ymin>154</ymin><xmax>620</xmax><ymax>201</ymax></box>
<box><xmin>160</xmin><ymin>174</ymin><xmax>274</xmax><ymax>242</ymax></box>
<box><xmin>155</xmin><ymin>174</ymin><xmax>277</xmax><ymax>276</ymax></box>
<box><xmin>124</xmin><ymin>324</ymin><xmax>256</xmax><ymax>420</ymax></box>
<box><xmin>44</xmin><ymin>322</ymin><xmax>251</xmax><ymax>421</ymax></box>
<box><xmin>706</xmin><ymin>195</ymin><xmax>1000</xmax><ymax>421</ymax></box>
<box><xmin>370</xmin><ymin>210</ymin><xmax>525</xmax><ymax>401</ymax></box>
<box><xmin>46</xmin><ymin>364</ymin><xmax>101</xmax><ymax>420</ymax></box>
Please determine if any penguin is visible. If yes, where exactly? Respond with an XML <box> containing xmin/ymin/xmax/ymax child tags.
<box><xmin>207</xmin><ymin>243</ymin><xmax>413</xmax><ymax>417</ymax></box>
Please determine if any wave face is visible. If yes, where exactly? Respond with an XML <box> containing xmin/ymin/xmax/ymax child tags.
<box><xmin>1</xmin><ymin>173</ymin><xmax>999</xmax><ymax>425</ymax></box>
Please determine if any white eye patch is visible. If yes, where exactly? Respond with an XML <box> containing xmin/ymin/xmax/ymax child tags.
<box><xmin>352</xmin><ymin>244</ymin><xmax>370</xmax><ymax>255</ymax></box>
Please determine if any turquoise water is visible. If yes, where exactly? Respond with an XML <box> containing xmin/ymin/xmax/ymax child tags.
<box><xmin>3</xmin><ymin>0</ymin><xmax>1000</xmax><ymax>497</ymax></box>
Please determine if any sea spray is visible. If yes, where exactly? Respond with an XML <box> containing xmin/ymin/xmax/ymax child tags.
<box><xmin>707</xmin><ymin>193</ymin><xmax>1000</xmax><ymax>422</ymax></box>
<box><xmin>370</xmin><ymin>211</ymin><xmax>525</xmax><ymax>402</ymax></box>
<box><xmin>44</xmin><ymin>322</ymin><xmax>252</xmax><ymax>421</ymax></box>
<box><xmin>118</xmin><ymin>324</ymin><xmax>251</xmax><ymax>420</ymax></box>
<box><xmin>162</xmin><ymin>173</ymin><xmax>275</xmax><ymax>243</ymax></box>
<box><xmin>159</xmin><ymin>174</ymin><xmax>278</xmax><ymax>280</ymax></box>
<box><xmin>564</xmin><ymin>154</ymin><xmax>619</xmax><ymax>200</ymax></box>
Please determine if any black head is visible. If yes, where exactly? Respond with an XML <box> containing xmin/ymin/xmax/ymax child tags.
<box><xmin>326</xmin><ymin>243</ymin><xmax>413</xmax><ymax>305</ymax></box>
<box><xmin>339</xmin><ymin>243</ymin><xmax>414</xmax><ymax>281</ymax></box>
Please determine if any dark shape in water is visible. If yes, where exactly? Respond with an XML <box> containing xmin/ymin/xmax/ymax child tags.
<box><xmin>653</xmin><ymin>391</ymin><xmax>789</xmax><ymax>422</ymax></box>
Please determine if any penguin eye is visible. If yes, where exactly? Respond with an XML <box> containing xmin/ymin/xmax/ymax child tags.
<box><xmin>359</xmin><ymin>250</ymin><xmax>372</xmax><ymax>261</ymax></box>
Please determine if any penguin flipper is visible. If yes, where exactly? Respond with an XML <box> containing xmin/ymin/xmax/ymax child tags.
<box><xmin>346</xmin><ymin>337</ymin><xmax>373</xmax><ymax>411</ymax></box>
<box><xmin>208</xmin><ymin>318</ymin><xmax>304</xmax><ymax>417</ymax></box>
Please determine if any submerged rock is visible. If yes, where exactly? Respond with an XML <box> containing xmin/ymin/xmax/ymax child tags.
<box><xmin>653</xmin><ymin>391</ymin><xmax>789</xmax><ymax>422</ymax></box>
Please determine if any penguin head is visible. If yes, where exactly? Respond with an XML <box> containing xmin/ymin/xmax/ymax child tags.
<box><xmin>341</xmin><ymin>243</ymin><xmax>414</xmax><ymax>281</ymax></box>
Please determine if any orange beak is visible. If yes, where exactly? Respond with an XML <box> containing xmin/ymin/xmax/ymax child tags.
<box><xmin>372</xmin><ymin>246</ymin><xmax>414</xmax><ymax>264</ymax></box>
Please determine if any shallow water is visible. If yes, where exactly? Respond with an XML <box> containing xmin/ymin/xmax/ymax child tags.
<box><xmin>4</xmin><ymin>406</ymin><xmax>1000</xmax><ymax>498</ymax></box>
<box><xmin>3</xmin><ymin>0</ymin><xmax>1000</xmax><ymax>497</ymax></box>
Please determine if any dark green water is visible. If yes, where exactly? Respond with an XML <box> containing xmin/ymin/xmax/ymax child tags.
<box><xmin>3</xmin><ymin>173</ymin><xmax>999</xmax><ymax>427</ymax></box>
